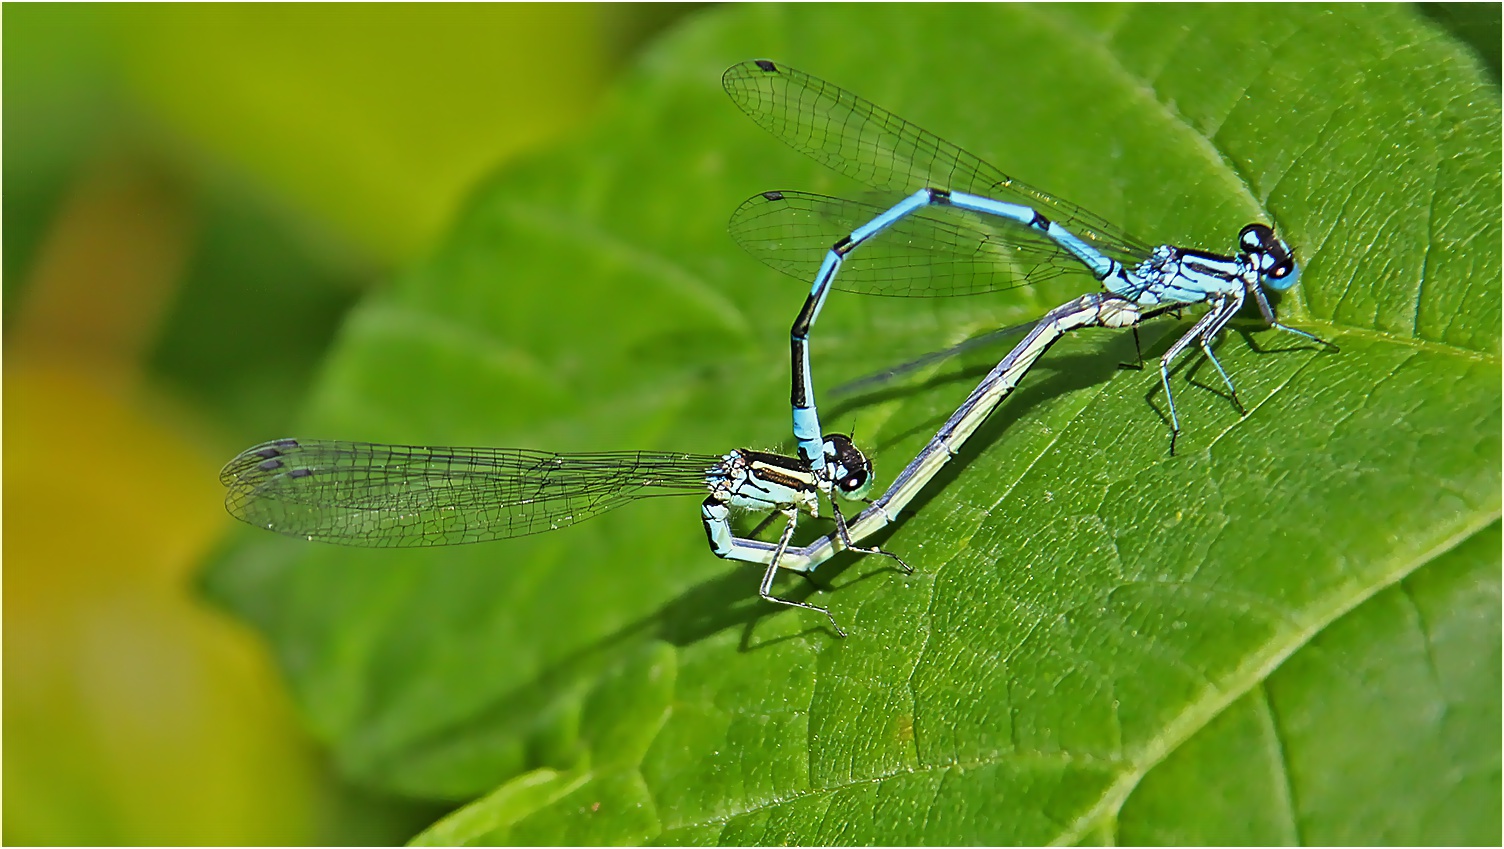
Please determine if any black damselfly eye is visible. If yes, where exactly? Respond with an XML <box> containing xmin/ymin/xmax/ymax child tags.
<box><xmin>1239</xmin><ymin>223</ymin><xmax>1275</xmax><ymax>254</ymax></box>
<box><xmin>840</xmin><ymin>470</ymin><xmax>868</xmax><ymax>493</ymax></box>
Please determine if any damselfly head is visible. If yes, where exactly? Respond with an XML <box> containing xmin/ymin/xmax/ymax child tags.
<box><xmin>822</xmin><ymin>433</ymin><xmax>873</xmax><ymax>500</ymax></box>
<box><xmin>1239</xmin><ymin>223</ymin><xmax>1300</xmax><ymax>292</ymax></box>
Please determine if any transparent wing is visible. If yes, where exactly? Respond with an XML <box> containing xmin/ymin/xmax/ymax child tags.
<box><xmin>221</xmin><ymin>438</ymin><xmax>721</xmax><ymax>548</ymax></box>
<box><xmin>723</xmin><ymin>59</ymin><xmax>1155</xmax><ymax>270</ymax></box>
<box><xmin>834</xmin><ymin>298</ymin><xmax>1185</xmax><ymax>397</ymax></box>
<box><xmin>831</xmin><ymin>320</ymin><xmax>1038</xmax><ymax>397</ymax></box>
<box><xmin>730</xmin><ymin>190</ymin><xmax>1088</xmax><ymax>297</ymax></box>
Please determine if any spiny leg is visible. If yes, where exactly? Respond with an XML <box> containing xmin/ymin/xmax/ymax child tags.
<box><xmin>1119</xmin><ymin>305</ymin><xmax>1186</xmax><ymax>371</ymax></box>
<box><xmin>760</xmin><ymin>508</ymin><xmax>846</xmax><ymax>637</ymax></box>
<box><xmin>831</xmin><ymin>497</ymin><xmax>911</xmax><ymax>574</ymax></box>
<box><xmin>1196</xmin><ymin>295</ymin><xmax>1248</xmax><ymax>416</ymax></box>
<box><xmin>1159</xmin><ymin>303</ymin><xmax>1230</xmax><ymax>456</ymax></box>
<box><xmin>1248</xmin><ymin>283</ymin><xmax>1341</xmax><ymax>352</ymax></box>
<box><xmin>1119</xmin><ymin>326</ymin><xmax>1147</xmax><ymax>372</ymax></box>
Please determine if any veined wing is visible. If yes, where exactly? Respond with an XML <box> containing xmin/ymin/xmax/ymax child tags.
<box><xmin>221</xmin><ymin>438</ymin><xmax>720</xmax><ymax>548</ymax></box>
<box><xmin>730</xmin><ymin>189</ymin><xmax>1093</xmax><ymax>297</ymax></box>
<box><xmin>834</xmin><ymin>297</ymin><xmax>1184</xmax><ymax>397</ymax></box>
<box><xmin>723</xmin><ymin>59</ymin><xmax>1154</xmax><ymax>269</ymax></box>
<box><xmin>831</xmin><ymin>319</ymin><xmax>1038</xmax><ymax>397</ymax></box>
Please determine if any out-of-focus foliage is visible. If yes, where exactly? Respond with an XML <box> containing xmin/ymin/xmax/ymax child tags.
<box><xmin>1421</xmin><ymin>1</ymin><xmax>1502</xmax><ymax>82</ymax></box>
<box><xmin>4</xmin><ymin>4</ymin><xmax>701</xmax><ymax>844</ymax></box>
<box><xmin>110</xmin><ymin>5</ymin><xmax>610</xmax><ymax>262</ymax></box>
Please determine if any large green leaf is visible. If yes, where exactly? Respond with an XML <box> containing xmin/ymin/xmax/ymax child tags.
<box><xmin>205</xmin><ymin>4</ymin><xmax>1501</xmax><ymax>845</ymax></box>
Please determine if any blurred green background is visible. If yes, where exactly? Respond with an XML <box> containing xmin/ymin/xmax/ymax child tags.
<box><xmin>3</xmin><ymin>5</ymin><xmax>698</xmax><ymax>844</ymax></box>
<box><xmin>5</xmin><ymin>4</ymin><xmax>1498</xmax><ymax>846</ymax></box>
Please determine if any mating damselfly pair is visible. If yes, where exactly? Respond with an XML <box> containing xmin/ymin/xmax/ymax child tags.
<box><xmin>221</xmin><ymin>61</ymin><xmax>1332</xmax><ymax>635</ymax></box>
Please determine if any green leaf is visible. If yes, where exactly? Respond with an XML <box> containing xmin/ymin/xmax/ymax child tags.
<box><xmin>1115</xmin><ymin>522</ymin><xmax>1501</xmax><ymax>845</ymax></box>
<box><xmin>205</xmin><ymin>4</ymin><xmax>1501</xmax><ymax>845</ymax></box>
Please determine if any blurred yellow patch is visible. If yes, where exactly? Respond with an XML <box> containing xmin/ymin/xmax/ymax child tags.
<box><xmin>110</xmin><ymin>5</ymin><xmax>611</xmax><ymax>261</ymax></box>
<box><xmin>4</xmin><ymin>366</ymin><xmax>326</xmax><ymax>844</ymax></box>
